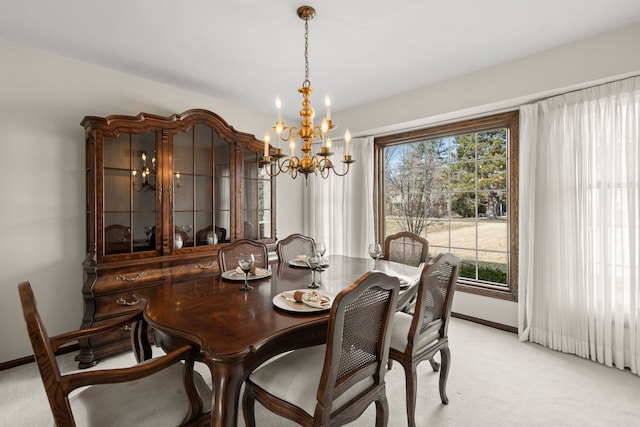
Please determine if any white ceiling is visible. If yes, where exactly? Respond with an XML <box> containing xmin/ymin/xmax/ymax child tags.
<box><xmin>1</xmin><ymin>0</ymin><xmax>640</xmax><ymax>119</ymax></box>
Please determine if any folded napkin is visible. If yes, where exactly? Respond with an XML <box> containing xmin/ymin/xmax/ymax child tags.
<box><xmin>234</xmin><ymin>266</ymin><xmax>270</xmax><ymax>277</ymax></box>
<box><xmin>281</xmin><ymin>290</ymin><xmax>331</xmax><ymax>309</ymax></box>
<box><xmin>294</xmin><ymin>255</ymin><xmax>308</xmax><ymax>262</ymax></box>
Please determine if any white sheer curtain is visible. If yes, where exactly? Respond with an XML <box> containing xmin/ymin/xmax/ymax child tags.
<box><xmin>304</xmin><ymin>136</ymin><xmax>375</xmax><ymax>258</ymax></box>
<box><xmin>519</xmin><ymin>76</ymin><xmax>640</xmax><ymax>374</ymax></box>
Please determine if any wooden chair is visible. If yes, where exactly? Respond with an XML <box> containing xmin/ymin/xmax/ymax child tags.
<box><xmin>276</xmin><ymin>233</ymin><xmax>316</xmax><ymax>263</ymax></box>
<box><xmin>174</xmin><ymin>225</ymin><xmax>189</xmax><ymax>248</ymax></box>
<box><xmin>195</xmin><ymin>225</ymin><xmax>227</xmax><ymax>245</ymax></box>
<box><xmin>242</xmin><ymin>271</ymin><xmax>400</xmax><ymax>427</ymax></box>
<box><xmin>104</xmin><ymin>224</ymin><xmax>130</xmax><ymax>255</ymax></box>
<box><xmin>18</xmin><ymin>281</ymin><xmax>212</xmax><ymax>427</ymax></box>
<box><xmin>217</xmin><ymin>239</ymin><xmax>269</xmax><ymax>272</ymax></box>
<box><xmin>387</xmin><ymin>253</ymin><xmax>459</xmax><ymax>427</ymax></box>
<box><xmin>382</xmin><ymin>231</ymin><xmax>429</xmax><ymax>267</ymax></box>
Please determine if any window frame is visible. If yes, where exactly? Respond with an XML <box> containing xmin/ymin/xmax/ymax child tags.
<box><xmin>374</xmin><ymin>111</ymin><xmax>519</xmax><ymax>301</ymax></box>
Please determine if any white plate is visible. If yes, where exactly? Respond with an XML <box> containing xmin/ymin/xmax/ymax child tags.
<box><xmin>221</xmin><ymin>269</ymin><xmax>272</xmax><ymax>281</ymax></box>
<box><xmin>273</xmin><ymin>289</ymin><xmax>334</xmax><ymax>313</ymax></box>
<box><xmin>288</xmin><ymin>259</ymin><xmax>329</xmax><ymax>269</ymax></box>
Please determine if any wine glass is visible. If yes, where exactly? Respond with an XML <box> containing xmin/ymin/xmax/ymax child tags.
<box><xmin>315</xmin><ymin>242</ymin><xmax>327</xmax><ymax>271</ymax></box>
<box><xmin>238</xmin><ymin>253</ymin><xmax>255</xmax><ymax>291</ymax></box>
<box><xmin>368</xmin><ymin>243</ymin><xmax>382</xmax><ymax>269</ymax></box>
<box><xmin>306</xmin><ymin>252</ymin><xmax>322</xmax><ymax>288</ymax></box>
<box><xmin>144</xmin><ymin>226</ymin><xmax>152</xmax><ymax>241</ymax></box>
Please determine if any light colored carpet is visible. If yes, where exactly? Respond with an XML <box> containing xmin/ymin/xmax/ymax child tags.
<box><xmin>2</xmin><ymin>318</ymin><xmax>640</xmax><ymax>426</ymax></box>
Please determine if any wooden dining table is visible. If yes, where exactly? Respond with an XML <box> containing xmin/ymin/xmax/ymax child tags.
<box><xmin>137</xmin><ymin>254</ymin><xmax>422</xmax><ymax>427</ymax></box>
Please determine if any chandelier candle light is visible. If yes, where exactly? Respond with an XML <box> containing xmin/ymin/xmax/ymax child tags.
<box><xmin>260</xmin><ymin>5</ymin><xmax>354</xmax><ymax>180</ymax></box>
<box><xmin>132</xmin><ymin>151</ymin><xmax>156</xmax><ymax>192</ymax></box>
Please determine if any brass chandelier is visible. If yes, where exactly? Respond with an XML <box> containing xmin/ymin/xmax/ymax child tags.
<box><xmin>260</xmin><ymin>5</ymin><xmax>354</xmax><ymax>180</ymax></box>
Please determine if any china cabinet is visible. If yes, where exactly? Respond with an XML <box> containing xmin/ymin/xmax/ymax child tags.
<box><xmin>78</xmin><ymin>109</ymin><xmax>275</xmax><ymax>367</ymax></box>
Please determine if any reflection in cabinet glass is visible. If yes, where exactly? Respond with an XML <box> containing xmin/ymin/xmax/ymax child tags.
<box><xmin>103</xmin><ymin>131</ymin><xmax>157</xmax><ymax>254</ymax></box>
<box><xmin>79</xmin><ymin>109</ymin><xmax>275</xmax><ymax>367</ymax></box>
<box><xmin>173</xmin><ymin>124</ymin><xmax>233</xmax><ymax>248</ymax></box>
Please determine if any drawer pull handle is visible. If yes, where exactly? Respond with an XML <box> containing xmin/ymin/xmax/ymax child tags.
<box><xmin>195</xmin><ymin>261</ymin><xmax>217</xmax><ymax>270</ymax></box>
<box><xmin>116</xmin><ymin>297</ymin><xmax>140</xmax><ymax>306</ymax></box>
<box><xmin>121</xmin><ymin>325</ymin><xmax>132</xmax><ymax>331</ymax></box>
<box><xmin>115</xmin><ymin>271</ymin><xmax>147</xmax><ymax>281</ymax></box>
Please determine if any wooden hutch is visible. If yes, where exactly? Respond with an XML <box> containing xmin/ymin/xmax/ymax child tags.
<box><xmin>78</xmin><ymin>109</ymin><xmax>275</xmax><ymax>367</ymax></box>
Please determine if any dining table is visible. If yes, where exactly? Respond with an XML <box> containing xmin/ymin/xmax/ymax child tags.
<box><xmin>137</xmin><ymin>254</ymin><xmax>423</xmax><ymax>427</ymax></box>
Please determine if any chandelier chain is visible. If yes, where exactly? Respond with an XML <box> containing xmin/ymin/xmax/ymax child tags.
<box><xmin>303</xmin><ymin>16</ymin><xmax>310</xmax><ymax>88</ymax></box>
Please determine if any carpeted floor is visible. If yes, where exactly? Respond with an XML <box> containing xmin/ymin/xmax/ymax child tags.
<box><xmin>2</xmin><ymin>318</ymin><xmax>640</xmax><ymax>426</ymax></box>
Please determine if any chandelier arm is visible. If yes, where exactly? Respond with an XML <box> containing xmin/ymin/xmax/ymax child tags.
<box><xmin>319</xmin><ymin>164</ymin><xmax>330</xmax><ymax>179</ymax></box>
<box><xmin>259</xmin><ymin>162</ymin><xmax>282</xmax><ymax>177</ymax></box>
<box><xmin>331</xmin><ymin>161</ymin><xmax>353</xmax><ymax>177</ymax></box>
<box><xmin>279</xmin><ymin>126</ymin><xmax>299</xmax><ymax>142</ymax></box>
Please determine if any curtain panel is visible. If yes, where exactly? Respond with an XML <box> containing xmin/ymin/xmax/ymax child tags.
<box><xmin>519</xmin><ymin>76</ymin><xmax>640</xmax><ymax>374</ymax></box>
<box><xmin>304</xmin><ymin>136</ymin><xmax>375</xmax><ymax>258</ymax></box>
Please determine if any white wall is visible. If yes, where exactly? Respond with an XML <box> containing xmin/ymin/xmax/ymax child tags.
<box><xmin>333</xmin><ymin>22</ymin><xmax>640</xmax><ymax>328</ymax></box>
<box><xmin>0</xmin><ymin>39</ymin><xmax>303</xmax><ymax>364</ymax></box>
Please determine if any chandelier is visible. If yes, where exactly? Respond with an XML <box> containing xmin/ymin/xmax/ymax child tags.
<box><xmin>131</xmin><ymin>151</ymin><xmax>156</xmax><ymax>192</ymax></box>
<box><xmin>260</xmin><ymin>5</ymin><xmax>354</xmax><ymax>180</ymax></box>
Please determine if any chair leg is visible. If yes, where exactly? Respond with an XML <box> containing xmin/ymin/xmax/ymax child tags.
<box><xmin>242</xmin><ymin>383</ymin><xmax>257</xmax><ymax>427</ymax></box>
<box><xmin>402</xmin><ymin>362</ymin><xmax>418</xmax><ymax>427</ymax></box>
<box><xmin>439</xmin><ymin>346</ymin><xmax>451</xmax><ymax>405</ymax></box>
<box><xmin>428</xmin><ymin>356</ymin><xmax>440</xmax><ymax>371</ymax></box>
<box><xmin>374</xmin><ymin>395</ymin><xmax>389</xmax><ymax>427</ymax></box>
<box><xmin>387</xmin><ymin>359</ymin><xmax>393</xmax><ymax>370</ymax></box>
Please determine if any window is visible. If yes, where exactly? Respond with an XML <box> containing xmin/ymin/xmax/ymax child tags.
<box><xmin>375</xmin><ymin>112</ymin><xmax>519</xmax><ymax>301</ymax></box>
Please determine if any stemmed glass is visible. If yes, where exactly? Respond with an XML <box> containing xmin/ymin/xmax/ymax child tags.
<box><xmin>238</xmin><ymin>253</ymin><xmax>255</xmax><ymax>291</ymax></box>
<box><xmin>144</xmin><ymin>226</ymin><xmax>152</xmax><ymax>241</ymax></box>
<box><xmin>368</xmin><ymin>243</ymin><xmax>382</xmax><ymax>269</ymax></box>
<box><xmin>315</xmin><ymin>242</ymin><xmax>327</xmax><ymax>271</ymax></box>
<box><xmin>306</xmin><ymin>252</ymin><xmax>323</xmax><ymax>289</ymax></box>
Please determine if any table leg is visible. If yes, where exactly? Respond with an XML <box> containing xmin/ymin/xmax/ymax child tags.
<box><xmin>209</xmin><ymin>361</ymin><xmax>246</xmax><ymax>427</ymax></box>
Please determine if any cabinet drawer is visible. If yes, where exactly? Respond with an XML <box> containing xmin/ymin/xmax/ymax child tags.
<box><xmin>93</xmin><ymin>266</ymin><xmax>164</xmax><ymax>295</ymax></box>
<box><xmin>169</xmin><ymin>258</ymin><xmax>219</xmax><ymax>281</ymax></box>
<box><xmin>94</xmin><ymin>292</ymin><xmax>146</xmax><ymax>320</ymax></box>
<box><xmin>87</xmin><ymin>318</ymin><xmax>134</xmax><ymax>348</ymax></box>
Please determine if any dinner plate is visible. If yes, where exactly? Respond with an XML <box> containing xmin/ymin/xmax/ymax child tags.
<box><xmin>221</xmin><ymin>269</ymin><xmax>272</xmax><ymax>281</ymax></box>
<box><xmin>273</xmin><ymin>289</ymin><xmax>335</xmax><ymax>313</ymax></box>
<box><xmin>288</xmin><ymin>259</ymin><xmax>330</xmax><ymax>269</ymax></box>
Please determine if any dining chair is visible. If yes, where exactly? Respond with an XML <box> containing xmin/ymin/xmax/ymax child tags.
<box><xmin>276</xmin><ymin>233</ymin><xmax>316</xmax><ymax>263</ymax></box>
<box><xmin>174</xmin><ymin>225</ymin><xmax>190</xmax><ymax>247</ymax></box>
<box><xmin>217</xmin><ymin>239</ymin><xmax>269</xmax><ymax>272</ymax></box>
<box><xmin>104</xmin><ymin>223</ymin><xmax>131</xmax><ymax>254</ymax></box>
<box><xmin>387</xmin><ymin>253</ymin><xmax>459</xmax><ymax>427</ymax></box>
<box><xmin>18</xmin><ymin>281</ymin><xmax>212</xmax><ymax>427</ymax></box>
<box><xmin>382</xmin><ymin>231</ymin><xmax>429</xmax><ymax>267</ymax></box>
<box><xmin>195</xmin><ymin>225</ymin><xmax>227</xmax><ymax>245</ymax></box>
<box><xmin>242</xmin><ymin>271</ymin><xmax>400</xmax><ymax>427</ymax></box>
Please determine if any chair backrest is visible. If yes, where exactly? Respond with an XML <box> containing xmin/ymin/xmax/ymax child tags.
<box><xmin>195</xmin><ymin>225</ymin><xmax>227</xmax><ymax>245</ymax></box>
<box><xmin>383</xmin><ymin>231</ymin><xmax>429</xmax><ymax>267</ymax></box>
<box><xmin>105</xmin><ymin>224</ymin><xmax>131</xmax><ymax>254</ymax></box>
<box><xmin>317</xmin><ymin>271</ymin><xmax>399</xmax><ymax>421</ymax></box>
<box><xmin>174</xmin><ymin>226</ymin><xmax>189</xmax><ymax>246</ymax></box>
<box><xmin>217</xmin><ymin>239</ymin><xmax>269</xmax><ymax>272</ymax></box>
<box><xmin>276</xmin><ymin>233</ymin><xmax>316</xmax><ymax>263</ymax></box>
<box><xmin>409</xmin><ymin>253</ymin><xmax>459</xmax><ymax>349</ymax></box>
<box><xmin>18</xmin><ymin>281</ymin><xmax>72</xmax><ymax>424</ymax></box>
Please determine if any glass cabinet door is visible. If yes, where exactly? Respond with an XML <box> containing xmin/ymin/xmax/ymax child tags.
<box><xmin>103</xmin><ymin>131</ymin><xmax>157</xmax><ymax>255</ymax></box>
<box><xmin>243</xmin><ymin>147</ymin><xmax>272</xmax><ymax>240</ymax></box>
<box><xmin>172</xmin><ymin>124</ymin><xmax>231</xmax><ymax>250</ymax></box>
